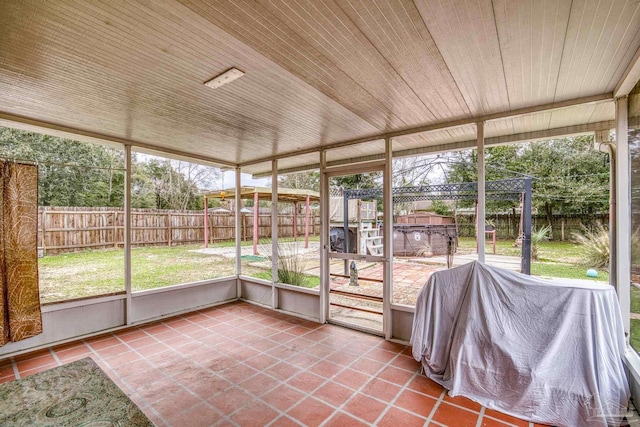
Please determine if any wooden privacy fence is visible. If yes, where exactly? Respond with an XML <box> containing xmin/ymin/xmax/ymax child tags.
<box><xmin>38</xmin><ymin>206</ymin><xmax>320</xmax><ymax>255</ymax></box>
<box><xmin>455</xmin><ymin>213</ymin><xmax>609</xmax><ymax>240</ymax></box>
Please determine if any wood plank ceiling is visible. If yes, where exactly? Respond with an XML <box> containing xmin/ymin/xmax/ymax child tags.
<box><xmin>0</xmin><ymin>0</ymin><xmax>639</xmax><ymax>174</ymax></box>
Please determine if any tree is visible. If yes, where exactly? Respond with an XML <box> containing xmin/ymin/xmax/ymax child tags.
<box><xmin>0</xmin><ymin>127</ymin><xmax>125</xmax><ymax>207</ymax></box>
<box><xmin>0</xmin><ymin>127</ymin><xmax>221</xmax><ymax>210</ymax></box>
<box><xmin>331</xmin><ymin>172</ymin><xmax>381</xmax><ymax>189</ymax></box>
<box><xmin>444</xmin><ymin>136</ymin><xmax>609</xmax><ymax>217</ymax></box>
<box><xmin>133</xmin><ymin>158</ymin><xmax>219</xmax><ymax>210</ymax></box>
<box><xmin>278</xmin><ymin>171</ymin><xmax>320</xmax><ymax>192</ymax></box>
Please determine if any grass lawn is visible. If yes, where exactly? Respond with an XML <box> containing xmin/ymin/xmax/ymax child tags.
<box><xmin>38</xmin><ymin>244</ymin><xmax>263</xmax><ymax>304</ymax></box>
<box><xmin>252</xmin><ymin>270</ymin><xmax>320</xmax><ymax>288</ymax></box>
<box><xmin>39</xmin><ymin>236</ymin><xmax>606</xmax><ymax>304</ymax></box>
<box><xmin>457</xmin><ymin>237</ymin><xmax>608</xmax><ymax>282</ymax></box>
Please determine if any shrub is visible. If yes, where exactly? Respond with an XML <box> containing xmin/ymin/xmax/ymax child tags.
<box><xmin>531</xmin><ymin>225</ymin><xmax>552</xmax><ymax>261</ymax></box>
<box><xmin>572</xmin><ymin>223</ymin><xmax>609</xmax><ymax>269</ymax></box>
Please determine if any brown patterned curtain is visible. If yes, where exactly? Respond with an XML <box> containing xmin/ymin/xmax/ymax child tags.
<box><xmin>0</xmin><ymin>161</ymin><xmax>42</xmax><ymax>346</ymax></box>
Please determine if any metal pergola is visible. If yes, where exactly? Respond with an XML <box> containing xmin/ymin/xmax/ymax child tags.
<box><xmin>342</xmin><ymin>178</ymin><xmax>533</xmax><ymax>274</ymax></box>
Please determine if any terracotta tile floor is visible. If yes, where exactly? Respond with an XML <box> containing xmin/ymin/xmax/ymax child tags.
<box><xmin>0</xmin><ymin>301</ymin><xmax>552</xmax><ymax>427</ymax></box>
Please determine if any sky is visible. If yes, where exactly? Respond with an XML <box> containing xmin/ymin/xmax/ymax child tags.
<box><xmin>221</xmin><ymin>170</ymin><xmax>270</xmax><ymax>189</ymax></box>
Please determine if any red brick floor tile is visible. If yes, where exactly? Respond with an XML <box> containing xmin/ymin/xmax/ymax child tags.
<box><xmin>324</xmin><ymin>411</ymin><xmax>369</xmax><ymax>427</ymax></box>
<box><xmin>480</xmin><ymin>417</ymin><xmax>516</xmax><ymax>427</ymax></box>
<box><xmin>230</xmin><ymin>400</ymin><xmax>278</xmax><ymax>427</ymax></box>
<box><xmin>261</xmin><ymin>384</ymin><xmax>306</xmax><ymax>411</ymax></box>
<box><xmin>269</xmin><ymin>415</ymin><xmax>301</xmax><ymax>427</ymax></box>
<box><xmin>285</xmin><ymin>351</ymin><xmax>320</xmax><ymax>369</ymax></box>
<box><xmin>163</xmin><ymin>317</ymin><xmax>193</xmax><ymax>329</ymax></box>
<box><xmin>304</xmin><ymin>343</ymin><xmax>335</xmax><ymax>358</ymax></box>
<box><xmin>206</xmin><ymin>355</ymin><xmax>240</xmax><ymax>373</ymax></box>
<box><xmin>165</xmin><ymin>402</ymin><xmax>221</xmax><ymax>427</ymax></box>
<box><xmin>135</xmin><ymin>377</ymin><xmax>185</xmax><ymax>405</ymax></box>
<box><xmin>342</xmin><ymin>393</ymin><xmax>387</xmax><ymax>424</ymax></box>
<box><xmin>245</xmin><ymin>354</ymin><xmax>280</xmax><ymax>371</ymax></box>
<box><xmin>324</xmin><ymin>349</ymin><xmax>356</xmax><ymax>366</ymax></box>
<box><xmin>86</xmin><ymin>335</ymin><xmax>121</xmax><ymax>350</ymax></box>
<box><xmin>394</xmin><ymin>389</ymin><xmax>438</xmax><ymax>418</ymax></box>
<box><xmin>332</xmin><ymin>368</ymin><xmax>370</xmax><ymax>390</ymax></box>
<box><xmin>19</xmin><ymin>363</ymin><xmax>58</xmax><ymax>377</ymax></box>
<box><xmin>267</xmin><ymin>345</ymin><xmax>298</xmax><ymax>360</ymax></box>
<box><xmin>0</xmin><ymin>301</ymin><xmax>601</xmax><ymax>427</ymax></box>
<box><xmin>389</xmin><ymin>354</ymin><xmax>421</xmax><ymax>372</ymax></box>
<box><xmin>376</xmin><ymin>365</ymin><xmax>414</xmax><ymax>386</ymax></box>
<box><xmin>54</xmin><ymin>344</ymin><xmax>92</xmax><ymax>362</ymax></box>
<box><xmin>0</xmin><ymin>374</ymin><xmax>15</xmax><ymax>384</ymax></box>
<box><xmin>264</xmin><ymin>361</ymin><xmax>301</xmax><ymax>381</ymax></box>
<box><xmin>239</xmin><ymin>373</ymin><xmax>281</xmax><ymax>396</ymax></box>
<box><xmin>160</xmin><ymin>335</ymin><xmax>193</xmax><ymax>350</ymax></box>
<box><xmin>286</xmin><ymin>371</ymin><xmax>326</xmax><ymax>393</ymax></box>
<box><xmin>431</xmin><ymin>402</ymin><xmax>479</xmax><ymax>427</ymax></box>
<box><xmin>218</xmin><ymin>363</ymin><xmax>258</xmax><ymax>384</ymax></box>
<box><xmin>406</xmin><ymin>375</ymin><xmax>444</xmax><ymax>398</ymax></box>
<box><xmin>209</xmin><ymin>386</ymin><xmax>254</xmax><ymax>415</ymax></box>
<box><xmin>152</xmin><ymin>389</ymin><xmax>203</xmax><ymax>421</ymax></box>
<box><xmin>313</xmin><ymin>380</ymin><xmax>354</xmax><ymax>407</ymax></box>
<box><xmin>365</xmin><ymin>348</ymin><xmax>397</xmax><ymax>363</ymax></box>
<box><xmin>140</xmin><ymin>322</ymin><xmax>172</xmax><ymax>335</ymax></box>
<box><xmin>377</xmin><ymin>407</ymin><xmax>427</xmax><ymax>427</ymax></box>
<box><xmin>309</xmin><ymin>360</ymin><xmax>342</xmax><ymax>379</ymax></box>
<box><xmin>115</xmin><ymin>328</ymin><xmax>148</xmax><ymax>342</ymax></box>
<box><xmin>269</xmin><ymin>331</ymin><xmax>296</xmax><ymax>344</ymax></box>
<box><xmin>103</xmin><ymin>350</ymin><xmax>142</xmax><ymax>368</ymax></box>
<box><xmin>16</xmin><ymin>353</ymin><xmax>56</xmax><ymax>373</ymax></box>
<box><xmin>483</xmin><ymin>408</ymin><xmax>531</xmax><ymax>427</ymax></box>
<box><xmin>360</xmin><ymin>377</ymin><xmax>401</xmax><ymax>402</ymax></box>
<box><xmin>112</xmin><ymin>358</ymin><xmax>155</xmax><ymax>379</ymax></box>
<box><xmin>125</xmin><ymin>336</ymin><xmax>159</xmax><ymax>349</ymax></box>
<box><xmin>248</xmin><ymin>338</ymin><xmax>278</xmax><ymax>352</ymax></box>
<box><xmin>287</xmin><ymin>397</ymin><xmax>335</xmax><ymax>427</ymax></box>
<box><xmin>443</xmin><ymin>393</ymin><xmax>483</xmax><ymax>412</ymax></box>
<box><xmin>188</xmin><ymin>375</ymin><xmax>233</xmax><ymax>400</ymax></box>
<box><xmin>350</xmin><ymin>357</ymin><xmax>386</xmax><ymax>376</ymax></box>
<box><xmin>0</xmin><ymin>362</ymin><xmax>14</xmax><ymax>379</ymax></box>
<box><xmin>95</xmin><ymin>343</ymin><xmax>128</xmax><ymax>358</ymax></box>
<box><xmin>377</xmin><ymin>340</ymin><xmax>407</xmax><ymax>353</ymax></box>
<box><xmin>135</xmin><ymin>342</ymin><xmax>171</xmax><ymax>357</ymax></box>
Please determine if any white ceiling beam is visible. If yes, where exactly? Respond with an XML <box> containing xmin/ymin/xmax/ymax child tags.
<box><xmin>241</xmin><ymin>93</ymin><xmax>613</xmax><ymax>167</ymax></box>
<box><xmin>252</xmin><ymin>119</ymin><xmax>616</xmax><ymax>178</ymax></box>
<box><xmin>0</xmin><ymin>112</ymin><xmax>237</xmax><ymax>168</ymax></box>
<box><xmin>614</xmin><ymin>46</ymin><xmax>640</xmax><ymax>97</ymax></box>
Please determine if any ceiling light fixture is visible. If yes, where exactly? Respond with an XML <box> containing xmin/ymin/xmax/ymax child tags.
<box><xmin>204</xmin><ymin>67</ymin><xmax>245</xmax><ymax>89</ymax></box>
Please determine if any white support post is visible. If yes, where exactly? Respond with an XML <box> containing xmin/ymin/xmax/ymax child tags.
<box><xmin>477</xmin><ymin>122</ymin><xmax>486</xmax><ymax>263</ymax></box>
<box><xmin>235</xmin><ymin>167</ymin><xmax>242</xmax><ymax>296</ymax></box>
<box><xmin>383</xmin><ymin>137</ymin><xmax>393</xmax><ymax>340</ymax></box>
<box><xmin>615</xmin><ymin>96</ymin><xmax>631</xmax><ymax>335</ymax></box>
<box><xmin>319</xmin><ymin>151</ymin><xmax>329</xmax><ymax>324</ymax></box>
<box><xmin>272</xmin><ymin>160</ymin><xmax>279</xmax><ymax>309</ymax></box>
<box><xmin>124</xmin><ymin>145</ymin><xmax>132</xmax><ymax>324</ymax></box>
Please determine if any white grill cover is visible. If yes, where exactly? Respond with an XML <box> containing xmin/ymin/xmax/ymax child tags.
<box><xmin>411</xmin><ymin>261</ymin><xmax>629</xmax><ymax>427</ymax></box>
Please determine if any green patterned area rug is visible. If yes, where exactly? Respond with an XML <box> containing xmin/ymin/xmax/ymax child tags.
<box><xmin>0</xmin><ymin>357</ymin><xmax>154</xmax><ymax>426</ymax></box>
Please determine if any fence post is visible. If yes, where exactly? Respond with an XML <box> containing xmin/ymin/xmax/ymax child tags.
<box><xmin>168</xmin><ymin>213</ymin><xmax>172</xmax><ymax>246</ymax></box>
<box><xmin>204</xmin><ymin>197</ymin><xmax>209</xmax><ymax>248</ymax></box>
<box><xmin>113</xmin><ymin>211</ymin><xmax>118</xmax><ymax>248</ymax></box>
<box><xmin>41</xmin><ymin>209</ymin><xmax>46</xmax><ymax>255</ymax></box>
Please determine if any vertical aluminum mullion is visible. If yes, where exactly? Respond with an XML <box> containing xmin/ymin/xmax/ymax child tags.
<box><xmin>477</xmin><ymin>122</ymin><xmax>486</xmax><ymax>263</ymax></box>
<box><xmin>271</xmin><ymin>160</ymin><xmax>279</xmax><ymax>309</ymax></box>
<box><xmin>383</xmin><ymin>138</ymin><xmax>393</xmax><ymax>340</ymax></box>
<box><xmin>235</xmin><ymin>167</ymin><xmax>242</xmax><ymax>297</ymax></box>
<box><xmin>124</xmin><ymin>145</ymin><xmax>132</xmax><ymax>325</ymax></box>
<box><xmin>615</xmin><ymin>96</ymin><xmax>631</xmax><ymax>336</ymax></box>
<box><xmin>319</xmin><ymin>151</ymin><xmax>329</xmax><ymax>323</ymax></box>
